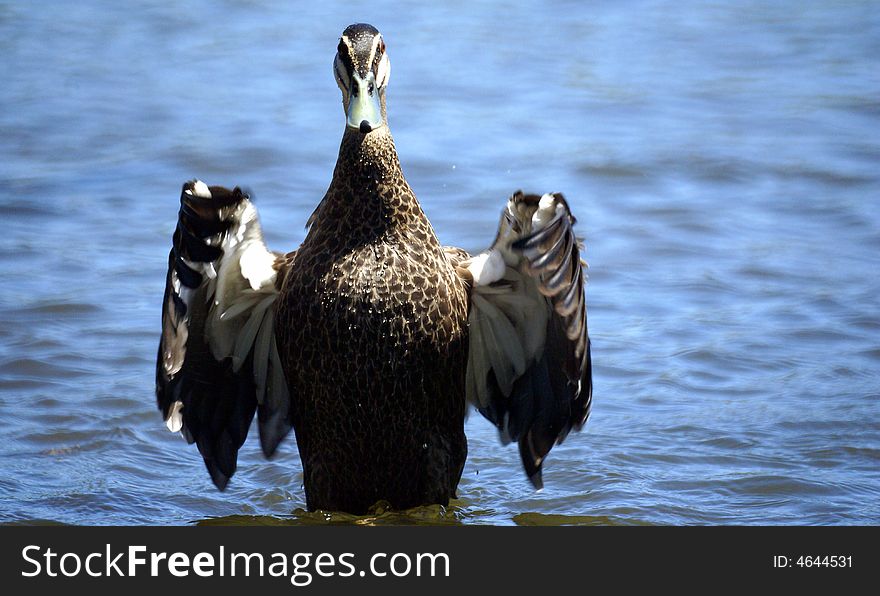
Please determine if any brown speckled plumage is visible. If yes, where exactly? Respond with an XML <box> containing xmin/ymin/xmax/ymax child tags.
<box><xmin>275</xmin><ymin>126</ymin><xmax>470</xmax><ymax>512</ymax></box>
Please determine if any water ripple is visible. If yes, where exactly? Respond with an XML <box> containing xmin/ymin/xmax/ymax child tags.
<box><xmin>1</xmin><ymin>0</ymin><xmax>878</xmax><ymax>526</ymax></box>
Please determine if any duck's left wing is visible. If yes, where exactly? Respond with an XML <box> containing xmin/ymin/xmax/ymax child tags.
<box><xmin>455</xmin><ymin>191</ymin><xmax>592</xmax><ymax>489</ymax></box>
<box><xmin>156</xmin><ymin>180</ymin><xmax>292</xmax><ymax>489</ymax></box>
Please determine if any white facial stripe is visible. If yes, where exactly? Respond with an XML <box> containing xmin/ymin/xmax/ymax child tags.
<box><xmin>376</xmin><ymin>52</ymin><xmax>390</xmax><ymax>88</ymax></box>
<box><xmin>337</xmin><ymin>35</ymin><xmax>357</xmax><ymax>81</ymax></box>
<box><xmin>339</xmin><ymin>35</ymin><xmax>356</xmax><ymax>59</ymax></box>
<box><xmin>334</xmin><ymin>54</ymin><xmax>350</xmax><ymax>91</ymax></box>
<box><xmin>340</xmin><ymin>33</ymin><xmax>385</xmax><ymax>75</ymax></box>
<box><xmin>366</xmin><ymin>35</ymin><xmax>383</xmax><ymax>72</ymax></box>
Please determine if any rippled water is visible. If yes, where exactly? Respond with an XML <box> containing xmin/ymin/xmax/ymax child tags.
<box><xmin>1</xmin><ymin>1</ymin><xmax>879</xmax><ymax>525</ymax></box>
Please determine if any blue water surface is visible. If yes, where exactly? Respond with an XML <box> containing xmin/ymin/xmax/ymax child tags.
<box><xmin>0</xmin><ymin>0</ymin><xmax>878</xmax><ymax>525</ymax></box>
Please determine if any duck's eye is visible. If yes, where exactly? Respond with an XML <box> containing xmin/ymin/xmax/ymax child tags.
<box><xmin>351</xmin><ymin>84</ymin><xmax>359</xmax><ymax>97</ymax></box>
<box><xmin>368</xmin><ymin>82</ymin><xmax>375</xmax><ymax>95</ymax></box>
<box><xmin>337</xmin><ymin>41</ymin><xmax>346</xmax><ymax>55</ymax></box>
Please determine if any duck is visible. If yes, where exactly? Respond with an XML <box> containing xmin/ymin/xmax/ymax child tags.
<box><xmin>156</xmin><ymin>23</ymin><xmax>591</xmax><ymax>514</ymax></box>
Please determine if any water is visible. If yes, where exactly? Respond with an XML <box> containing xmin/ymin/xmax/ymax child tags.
<box><xmin>1</xmin><ymin>0</ymin><xmax>878</xmax><ymax>525</ymax></box>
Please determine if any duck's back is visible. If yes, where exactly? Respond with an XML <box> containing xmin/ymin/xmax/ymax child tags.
<box><xmin>275</xmin><ymin>130</ymin><xmax>469</xmax><ymax>513</ymax></box>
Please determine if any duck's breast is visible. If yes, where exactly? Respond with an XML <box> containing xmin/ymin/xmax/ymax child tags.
<box><xmin>275</xmin><ymin>235</ymin><xmax>469</xmax><ymax>510</ymax></box>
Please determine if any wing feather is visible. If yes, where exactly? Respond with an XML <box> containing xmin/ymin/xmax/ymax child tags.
<box><xmin>156</xmin><ymin>180</ymin><xmax>293</xmax><ymax>489</ymax></box>
<box><xmin>459</xmin><ymin>190</ymin><xmax>592</xmax><ymax>488</ymax></box>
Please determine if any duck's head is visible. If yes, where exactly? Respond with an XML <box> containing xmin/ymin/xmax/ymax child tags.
<box><xmin>334</xmin><ymin>23</ymin><xmax>391</xmax><ymax>135</ymax></box>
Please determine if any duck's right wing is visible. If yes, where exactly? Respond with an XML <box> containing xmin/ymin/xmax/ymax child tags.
<box><xmin>156</xmin><ymin>180</ymin><xmax>293</xmax><ymax>489</ymax></box>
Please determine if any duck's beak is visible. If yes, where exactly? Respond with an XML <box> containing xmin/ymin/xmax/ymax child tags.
<box><xmin>346</xmin><ymin>72</ymin><xmax>384</xmax><ymax>134</ymax></box>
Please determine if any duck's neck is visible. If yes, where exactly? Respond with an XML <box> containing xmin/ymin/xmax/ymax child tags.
<box><xmin>321</xmin><ymin>126</ymin><xmax>425</xmax><ymax>239</ymax></box>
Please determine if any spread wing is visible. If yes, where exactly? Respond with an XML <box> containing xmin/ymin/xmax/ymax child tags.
<box><xmin>458</xmin><ymin>191</ymin><xmax>592</xmax><ymax>489</ymax></box>
<box><xmin>156</xmin><ymin>180</ymin><xmax>292</xmax><ymax>489</ymax></box>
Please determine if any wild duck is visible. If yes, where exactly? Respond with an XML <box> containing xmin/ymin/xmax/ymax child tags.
<box><xmin>156</xmin><ymin>23</ymin><xmax>591</xmax><ymax>514</ymax></box>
